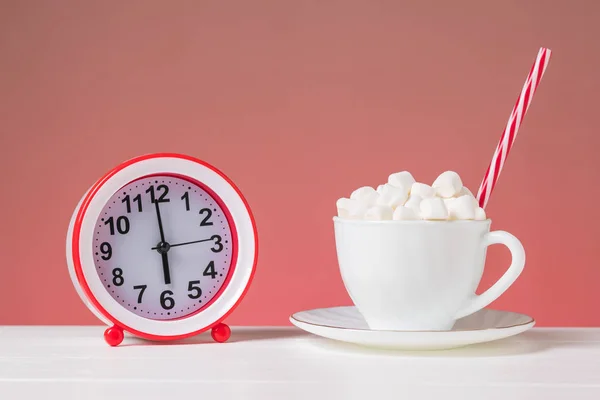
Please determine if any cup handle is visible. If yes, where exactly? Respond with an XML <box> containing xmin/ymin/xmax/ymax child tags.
<box><xmin>455</xmin><ymin>230</ymin><xmax>526</xmax><ymax>320</ymax></box>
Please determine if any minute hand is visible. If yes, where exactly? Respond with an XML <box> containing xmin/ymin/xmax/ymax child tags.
<box><xmin>153</xmin><ymin>238</ymin><xmax>213</xmax><ymax>250</ymax></box>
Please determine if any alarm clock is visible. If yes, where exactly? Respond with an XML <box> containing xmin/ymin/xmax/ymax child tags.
<box><xmin>66</xmin><ymin>153</ymin><xmax>258</xmax><ymax>346</ymax></box>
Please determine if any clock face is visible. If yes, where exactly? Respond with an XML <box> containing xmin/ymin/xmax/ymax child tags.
<box><xmin>92</xmin><ymin>175</ymin><xmax>235</xmax><ymax>320</ymax></box>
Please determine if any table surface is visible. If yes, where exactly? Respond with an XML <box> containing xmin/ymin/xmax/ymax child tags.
<box><xmin>0</xmin><ymin>326</ymin><xmax>599</xmax><ymax>400</ymax></box>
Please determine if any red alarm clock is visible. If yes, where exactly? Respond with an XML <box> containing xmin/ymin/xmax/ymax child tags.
<box><xmin>66</xmin><ymin>153</ymin><xmax>258</xmax><ymax>346</ymax></box>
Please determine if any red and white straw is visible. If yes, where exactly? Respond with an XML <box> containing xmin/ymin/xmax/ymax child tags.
<box><xmin>476</xmin><ymin>47</ymin><xmax>552</xmax><ymax>209</ymax></box>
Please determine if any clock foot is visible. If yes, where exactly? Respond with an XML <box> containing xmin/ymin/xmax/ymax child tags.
<box><xmin>104</xmin><ymin>326</ymin><xmax>124</xmax><ymax>347</ymax></box>
<box><xmin>211</xmin><ymin>323</ymin><xmax>231</xmax><ymax>343</ymax></box>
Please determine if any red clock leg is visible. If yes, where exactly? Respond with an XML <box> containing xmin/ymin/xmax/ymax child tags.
<box><xmin>104</xmin><ymin>325</ymin><xmax>124</xmax><ymax>347</ymax></box>
<box><xmin>211</xmin><ymin>322</ymin><xmax>231</xmax><ymax>343</ymax></box>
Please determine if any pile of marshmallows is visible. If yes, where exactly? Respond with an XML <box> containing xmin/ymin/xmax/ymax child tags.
<box><xmin>336</xmin><ymin>171</ymin><xmax>487</xmax><ymax>221</ymax></box>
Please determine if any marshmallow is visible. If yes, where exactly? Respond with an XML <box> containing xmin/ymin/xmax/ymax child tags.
<box><xmin>404</xmin><ymin>194</ymin><xmax>423</xmax><ymax>216</ymax></box>
<box><xmin>432</xmin><ymin>171</ymin><xmax>463</xmax><ymax>198</ymax></box>
<box><xmin>393</xmin><ymin>206</ymin><xmax>418</xmax><ymax>220</ymax></box>
<box><xmin>443</xmin><ymin>197</ymin><xmax>456</xmax><ymax>218</ymax></box>
<box><xmin>364</xmin><ymin>205</ymin><xmax>393</xmax><ymax>221</ymax></box>
<box><xmin>350</xmin><ymin>186</ymin><xmax>379</xmax><ymax>206</ymax></box>
<box><xmin>388</xmin><ymin>171</ymin><xmax>415</xmax><ymax>190</ymax></box>
<box><xmin>376</xmin><ymin>184</ymin><xmax>409</xmax><ymax>208</ymax></box>
<box><xmin>475</xmin><ymin>207</ymin><xmax>487</xmax><ymax>220</ymax></box>
<box><xmin>336</xmin><ymin>197</ymin><xmax>353</xmax><ymax>218</ymax></box>
<box><xmin>377</xmin><ymin>193</ymin><xmax>406</xmax><ymax>209</ymax></box>
<box><xmin>348</xmin><ymin>200</ymin><xmax>369</xmax><ymax>219</ymax></box>
<box><xmin>447</xmin><ymin>195</ymin><xmax>477</xmax><ymax>220</ymax></box>
<box><xmin>458</xmin><ymin>186</ymin><xmax>475</xmax><ymax>198</ymax></box>
<box><xmin>379</xmin><ymin>183</ymin><xmax>409</xmax><ymax>198</ymax></box>
<box><xmin>419</xmin><ymin>197</ymin><xmax>448</xmax><ymax>220</ymax></box>
<box><xmin>337</xmin><ymin>198</ymin><xmax>369</xmax><ymax>219</ymax></box>
<box><xmin>411</xmin><ymin>182</ymin><xmax>435</xmax><ymax>199</ymax></box>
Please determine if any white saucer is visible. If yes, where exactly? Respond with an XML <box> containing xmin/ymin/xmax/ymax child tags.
<box><xmin>290</xmin><ymin>306</ymin><xmax>535</xmax><ymax>351</ymax></box>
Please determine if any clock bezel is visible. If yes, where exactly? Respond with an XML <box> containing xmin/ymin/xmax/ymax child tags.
<box><xmin>67</xmin><ymin>153</ymin><xmax>258</xmax><ymax>340</ymax></box>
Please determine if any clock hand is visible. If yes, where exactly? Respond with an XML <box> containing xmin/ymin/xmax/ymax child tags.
<box><xmin>154</xmin><ymin>200</ymin><xmax>166</xmax><ymax>243</ymax></box>
<box><xmin>161</xmin><ymin>252</ymin><xmax>171</xmax><ymax>285</ymax></box>
<box><xmin>152</xmin><ymin>238</ymin><xmax>213</xmax><ymax>250</ymax></box>
<box><xmin>153</xmin><ymin>200</ymin><xmax>171</xmax><ymax>285</ymax></box>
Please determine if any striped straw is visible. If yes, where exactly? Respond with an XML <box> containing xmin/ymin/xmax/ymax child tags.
<box><xmin>477</xmin><ymin>47</ymin><xmax>552</xmax><ymax>209</ymax></box>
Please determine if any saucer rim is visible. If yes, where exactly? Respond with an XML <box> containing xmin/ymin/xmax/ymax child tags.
<box><xmin>289</xmin><ymin>306</ymin><xmax>535</xmax><ymax>333</ymax></box>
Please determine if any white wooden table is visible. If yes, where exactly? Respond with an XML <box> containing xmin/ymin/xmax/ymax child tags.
<box><xmin>0</xmin><ymin>327</ymin><xmax>599</xmax><ymax>399</ymax></box>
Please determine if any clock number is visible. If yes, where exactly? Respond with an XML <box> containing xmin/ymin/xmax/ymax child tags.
<box><xmin>99</xmin><ymin>242</ymin><xmax>112</xmax><ymax>260</ymax></box>
<box><xmin>211</xmin><ymin>235</ymin><xmax>223</xmax><ymax>253</ymax></box>
<box><xmin>133</xmin><ymin>285</ymin><xmax>147</xmax><ymax>303</ymax></box>
<box><xmin>187</xmin><ymin>280</ymin><xmax>202</xmax><ymax>299</ymax></box>
<box><xmin>203</xmin><ymin>261</ymin><xmax>217</xmax><ymax>279</ymax></box>
<box><xmin>146</xmin><ymin>184</ymin><xmax>170</xmax><ymax>203</ymax></box>
<box><xmin>156</xmin><ymin>184</ymin><xmax>170</xmax><ymax>202</ymax></box>
<box><xmin>199</xmin><ymin>208</ymin><xmax>213</xmax><ymax>226</ymax></box>
<box><xmin>105</xmin><ymin>216</ymin><xmax>130</xmax><ymax>235</ymax></box>
<box><xmin>160</xmin><ymin>290</ymin><xmax>175</xmax><ymax>310</ymax></box>
<box><xmin>122</xmin><ymin>194</ymin><xmax>142</xmax><ymax>213</ymax></box>
<box><xmin>181</xmin><ymin>192</ymin><xmax>190</xmax><ymax>211</ymax></box>
<box><xmin>146</xmin><ymin>186</ymin><xmax>154</xmax><ymax>203</ymax></box>
<box><xmin>112</xmin><ymin>268</ymin><xmax>124</xmax><ymax>286</ymax></box>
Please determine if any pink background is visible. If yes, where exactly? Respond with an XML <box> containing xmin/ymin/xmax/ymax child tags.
<box><xmin>1</xmin><ymin>1</ymin><xmax>599</xmax><ymax>326</ymax></box>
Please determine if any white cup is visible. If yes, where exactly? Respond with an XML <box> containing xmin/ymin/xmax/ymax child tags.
<box><xmin>333</xmin><ymin>218</ymin><xmax>525</xmax><ymax>331</ymax></box>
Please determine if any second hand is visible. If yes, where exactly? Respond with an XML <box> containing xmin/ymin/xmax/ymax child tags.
<box><xmin>152</xmin><ymin>238</ymin><xmax>213</xmax><ymax>250</ymax></box>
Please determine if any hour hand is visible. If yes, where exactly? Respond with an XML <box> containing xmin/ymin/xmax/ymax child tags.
<box><xmin>161</xmin><ymin>252</ymin><xmax>171</xmax><ymax>285</ymax></box>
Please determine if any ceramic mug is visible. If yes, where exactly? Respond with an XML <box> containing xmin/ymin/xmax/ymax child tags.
<box><xmin>333</xmin><ymin>218</ymin><xmax>525</xmax><ymax>331</ymax></box>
